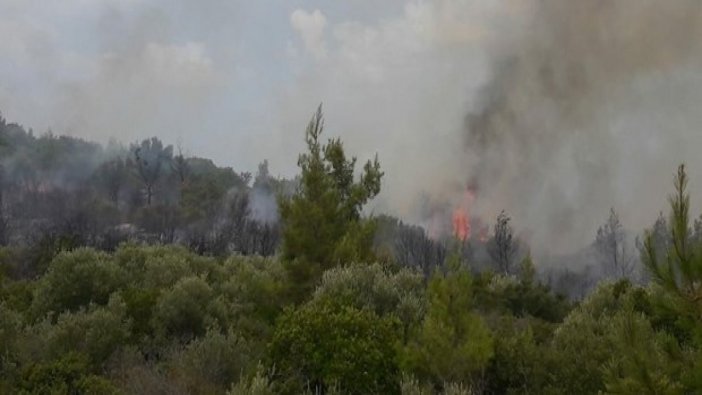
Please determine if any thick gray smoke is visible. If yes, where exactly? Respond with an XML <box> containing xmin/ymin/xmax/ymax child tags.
<box><xmin>461</xmin><ymin>0</ymin><xmax>702</xmax><ymax>254</ymax></box>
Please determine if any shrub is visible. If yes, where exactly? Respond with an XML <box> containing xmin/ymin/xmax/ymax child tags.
<box><xmin>172</xmin><ymin>328</ymin><xmax>252</xmax><ymax>393</ymax></box>
<box><xmin>43</xmin><ymin>296</ymin><xmax>131</xmax><ymax>368</ymax></box>
<box><xmin>402</xmin><ymin>260</ymin><xmax>493</xmax><ymax>387</ymax></box>
<box><xmin>31</xmin><ymin>248</ymin><xmax>125</xmax><ymax>318</ymax></box>
<box><xmin>152</xmin><ymin>276</ymin><xmax>213</xmax><ymax>340</ymax></box>
<box><xmin>268</xmin><ymin>302</ymin><xmax>400</xmax><ymax>394</ymax></box>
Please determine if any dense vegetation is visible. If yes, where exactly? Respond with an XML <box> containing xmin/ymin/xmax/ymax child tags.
<box><xmin>1</xmin><ymin>109</ymin><xmax>702</xmax><ymax>394</ymax></box>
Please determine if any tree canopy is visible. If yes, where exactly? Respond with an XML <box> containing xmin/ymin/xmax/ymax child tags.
<box><xmin>279</xmin><ymin>105</ymin><xmax>383</xmax><ymax>300</ymax></box>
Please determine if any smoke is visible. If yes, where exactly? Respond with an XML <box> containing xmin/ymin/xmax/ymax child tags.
<box><xmin>461</xmin><ymin>0</ymin><xmax>702</xmax><ymax>254</ymax></box>
<box><xmin>3</xmin><ymin>1</ymin><xmax>702</xmax><ymax>258</ymax></box>
<box><xmin>0</xmin><ymin>0</ymin><xmax>246</xmax><ymax>165</ymax></box>
<box><xmin>275</xmin><ymin>1</ymin><xmax>514</xmax><ymax>217</ymax></box>
<box><xmin>279</xmin><ymin>1</ymin><xmax>702</xmax><ymax>257</ymax></box>
<box><xmin>248</xmin><ymin>187</ymin><xmax>279</xmax><ymax>224</ymax></box>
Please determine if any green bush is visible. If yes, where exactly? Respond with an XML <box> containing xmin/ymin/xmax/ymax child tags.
<box><xmin>268</xmin><ymin>302</ymin><xmax>400</xmax><ymax>394</ymax></box>
<box><xmin>546</xmin><ymin>281</ymin><xmax>640</xmax><ymax>393</ymax></box>
<box><xmin>152</xmin><ymin>276</ymin><xmax>214</xmax><ymax>340</ymax></box>
<box><xmin>18</xmin><ymin>352</ymin><xmax>119</xmax><ymax>395</ymax></box>
<box><xmin>172</xmin><ymin>328</ymin><xmax>252</xmax><ymax>393</ymax></box>
<box><xmin>311</xmin><ymin>263</ymin><xmax>425</xmax><ymax>343</ymax></box>
<box><xmin>42</xmin><ymin>296</ymin><xmax>131</xmax><ymax>368</ymax></box>
<box><xmin>402</xmin><ymin>260</ymin><xmax>493</xmax><ymax>388</ymax></box>
<box><xmin>219</xmin><ymin>256</ymin><xmax>286</xmax><ymax>330</ymax></box>
<box><xmin>31</xmin><ymin>248</ymin><xmax>126</xmax><ymax>318</ymax></box>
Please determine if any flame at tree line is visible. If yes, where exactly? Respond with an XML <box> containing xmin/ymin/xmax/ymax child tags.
<box><xmin>423</xmin><ymin>185</ymin><xmax>490</xmax><ymax>243</ymax></box>
<box><xmin>450</xmin><ymin>186</ymin><xmax>489</xmax><ymax>243</ymax></box>
<box><xmin>452</xmin><ymin>188</ymin><xmax>475</xmax><ymax>241</ymax></box>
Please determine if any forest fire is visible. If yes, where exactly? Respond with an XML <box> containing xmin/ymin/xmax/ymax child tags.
<box><xmin>452</xmin><ymin>207</ymin><xmax>470</xmax><ymax>241</ymax></box>
<box><xmin>452</xmin><ymin>187</ymin><xmax>475</xmax><ymax>242</ymax></box>
<box><xmin>450</xmin><ymin>186</ymin><xmax>491</xmax><ymax>243</ymax></box>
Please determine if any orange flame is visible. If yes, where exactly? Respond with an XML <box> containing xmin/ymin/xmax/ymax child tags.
<box><xmin>452</xmin><ymin>188</ymin><xmax>476</xmax><ymax>241</ymax></box>
<box><xmin>452</xmin><ymin>208</ymin><xmax>470</xmax><ymax>241</ymax></box>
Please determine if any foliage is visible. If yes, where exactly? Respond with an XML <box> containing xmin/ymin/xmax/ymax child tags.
<box><xmin>640</xmin><ymin>164</ymin><xmax>702</xmax><ymax>391</ymax></box>
<box><xmin>267</xmin><ymin>301</ymin><xmax>400</xmax><ymax>394</ymax></box>
<box><xmin>402</xmin><ymin>259</ymin><xmax>493</xmax><ymax>388</ymax></box>
<box><xmin>596</xmin><ymin>208</ymin><xmax>636</xmax><ymax>279</ymax></box>
<box><xmin>279</xmin><ymin>105</ymin><xmax>383</xmax><ymax>300</ymax></box>
<box><xmin>473</xmin><ymin>271</ymin><xmax>571</xmax><ymax>324</ymax></box>
<box><xmin>486</xmin><ymin>211</ymin><xmax>518</xmax><ymax>274</ymax></box>
<box><xmin>40</xmin><ymin>296</ymin><xmax>131</xmax><ymax>369</ymax></box>
<box><xmin>602</xmin><ymin>310</ymin><xmax>684</xmax><ymax>394</ymax></box>
<box><xmin>311</xmin><ymin>263</ymin><xmax>425</xmax><ymax>342</ymax></box>
<box><xmin>131</xmin><ymin>137</ymin><xmax>174</xmax><ymax>206</ymax></box>
<box><xmin>219</xmin><ymin>256</ymin><xmax>286</xmax><ymax>340</ymax></box>
<box><xmin>17</xmin><ymin>352</ymin><xmax>120</xmax><ymax>395</ymax></box>
<box><xmin>484</xmin><ymin>319</ymin><xmax>552</xmax><ymax>394</ymax></box>
<box><xmin>152</xmin><ymin>276</ymin><xmax>214</xmax><ymax>340</ymax></box>
<box><xmin>31</xmin><ymin>248</ymin><xmax>126</xmax><ymax>318</ymax></box>
<box><xmin>642</xmin><ymin>165</ymin><xmax>702</xmax><ymax>339</ymax></box>
<box><xmin>227</xmin><ymin>364</ymin><xmax>275</xmax><ymax>395</ymax></box>
<box><xmin>172</xmin><ymin>328</ymin><xmax>252</xmax><ymax>393</ymax></box>
<box><xmin>374</xmin><ymin>215</ymin><xmax>447</xmax><ymax>277</ymax></box>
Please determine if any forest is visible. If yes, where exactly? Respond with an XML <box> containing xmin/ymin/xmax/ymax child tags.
<box><xmin>1</xmin><ymin>106</ymin><xmax>701</xmax><ymax>395</ymax></box>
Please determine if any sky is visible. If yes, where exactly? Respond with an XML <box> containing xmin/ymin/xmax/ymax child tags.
<box><xmin>2</xmin><ymin>0</ymin><xmax>702</xmax><ymax>255</ymax></box>
<box><xmin>0</xmin><ymin>0</ymin><xmax>492</xmax><ymax>172</ymax></box>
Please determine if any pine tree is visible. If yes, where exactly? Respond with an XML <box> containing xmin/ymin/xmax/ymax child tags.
<box><xmin>278</xmin><ymin>105</ymin><xmax>383</xmax><ymax>301</ymax></box>
<box><xmin>641</xmin><ymin>164</ymin><xmax>702</xmax><ymax>390</ymax></box>
<box><xmin>403</xmin><ymin>257</ymin><xmax>493</xmax><ymax>387</ymax></box>
<box><xmin>643</xmin><ymin>165</ymin><xmax>702</xmax><ymax>324</ymax></box>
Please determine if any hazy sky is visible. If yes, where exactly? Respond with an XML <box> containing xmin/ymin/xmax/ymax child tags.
<box><xmin>0</xmin><ymin>1</ymin><xmax>495</xmax><ymax>174</ymax></box>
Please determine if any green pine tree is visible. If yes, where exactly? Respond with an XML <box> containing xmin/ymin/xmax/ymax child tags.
<box><xmin>403</xmin><ymin>257</ymin><xmax>494</xmax><ymax>388</ymax></box>
<box><xmin>639</xmin><ymin>164</ymin><xmax>702</xmax><ymax>391</ymax></box>
<box><xmin>643</xmin><ymin>164</ymin><xmax>702</xmax><ymax>340</ymax></box>
<box><xmin>278</xmin><ymin>105</ymin><xmax>383</xmax><ymax>301</ymax></box>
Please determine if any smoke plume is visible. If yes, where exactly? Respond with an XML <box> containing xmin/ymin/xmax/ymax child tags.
<box><xmin>461</xmin><ymin>0</ymin><xmax>702</xmax><ymax>254</ymax></box>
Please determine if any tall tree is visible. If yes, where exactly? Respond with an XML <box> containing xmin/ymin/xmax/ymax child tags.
<box><xmin>642</xmin><ymin>164</ymin><xmax>702</xmax><ymax>391</ymax></box>
<box><xmin>131</xmin><ymin>138</ymin><xmax>173</xmax><ymax>206</ymax></box>
<box><xmin>278</xmin><ymin>105</ymin><xmax>383</xmax><ymax>300</ymax></box>
<box><xmin>595</xmin><ymin>208</ymin><xmax>634</xmax><ymax>279</ymax></box>
<box><xmin>253</xmin><ymin>159</ymin><xmax>272</xmax><ymax>193</ymax></box>
<box><xmin>487</xmin><ymin>210</ymin><xmax>518</xmax><ymax>274</ymax></box>
<box><xmin>171</xmin><ymin>145</ymin><xmax>190</xmax><ymax>187</ymax></box>
<box><xmin>643</xmin><ymin>165</ymin><xmax>702</xmax><ymax>330</ymax></box>
<box><xmin>0</xmin><ymin>162</ymin><xmax>8</xmax><ymax>245</ymax></box>
<box><xmin>95</xmin><ymin>157</ymin><xmax>127</xmax><ymax>206</ymax></box>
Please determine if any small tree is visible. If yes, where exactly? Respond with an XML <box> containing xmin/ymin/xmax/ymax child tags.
<box><xmin>595</xmin><ymin>208</ymin><xmax>634</xmax><ymax>279</ymax></box>
<box><xmin>267</xmin><ymin>302</ymin><xmax>399</xmax><ymax>394</ymax></box>
<box><xmin>171</xmin><ymin>145</ymin><xmax>190</xmax><ymax>186</ymax></box>
<box><xmin>487</xmin><ymin>211</ymin><xmax>517</xmax><ymax>274</ymax></box>
<box><xmin>95</xmin><ymin>157</ymin><xmax>127</xmax><ymax>206</ymax></box>
<box><xmin>131</xmin><ymin>137</ymin><xmax>173</xmax><ymax>206</ymax></box>
<box><xmin>403</xmin><ymin>258</ymin><xmax>493</xmax><ymax>388</ymax></box>
<box><xmin>279</xmin><ymin>105</ymin><xmax>383</xmax><ymax>300</ymax></box>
